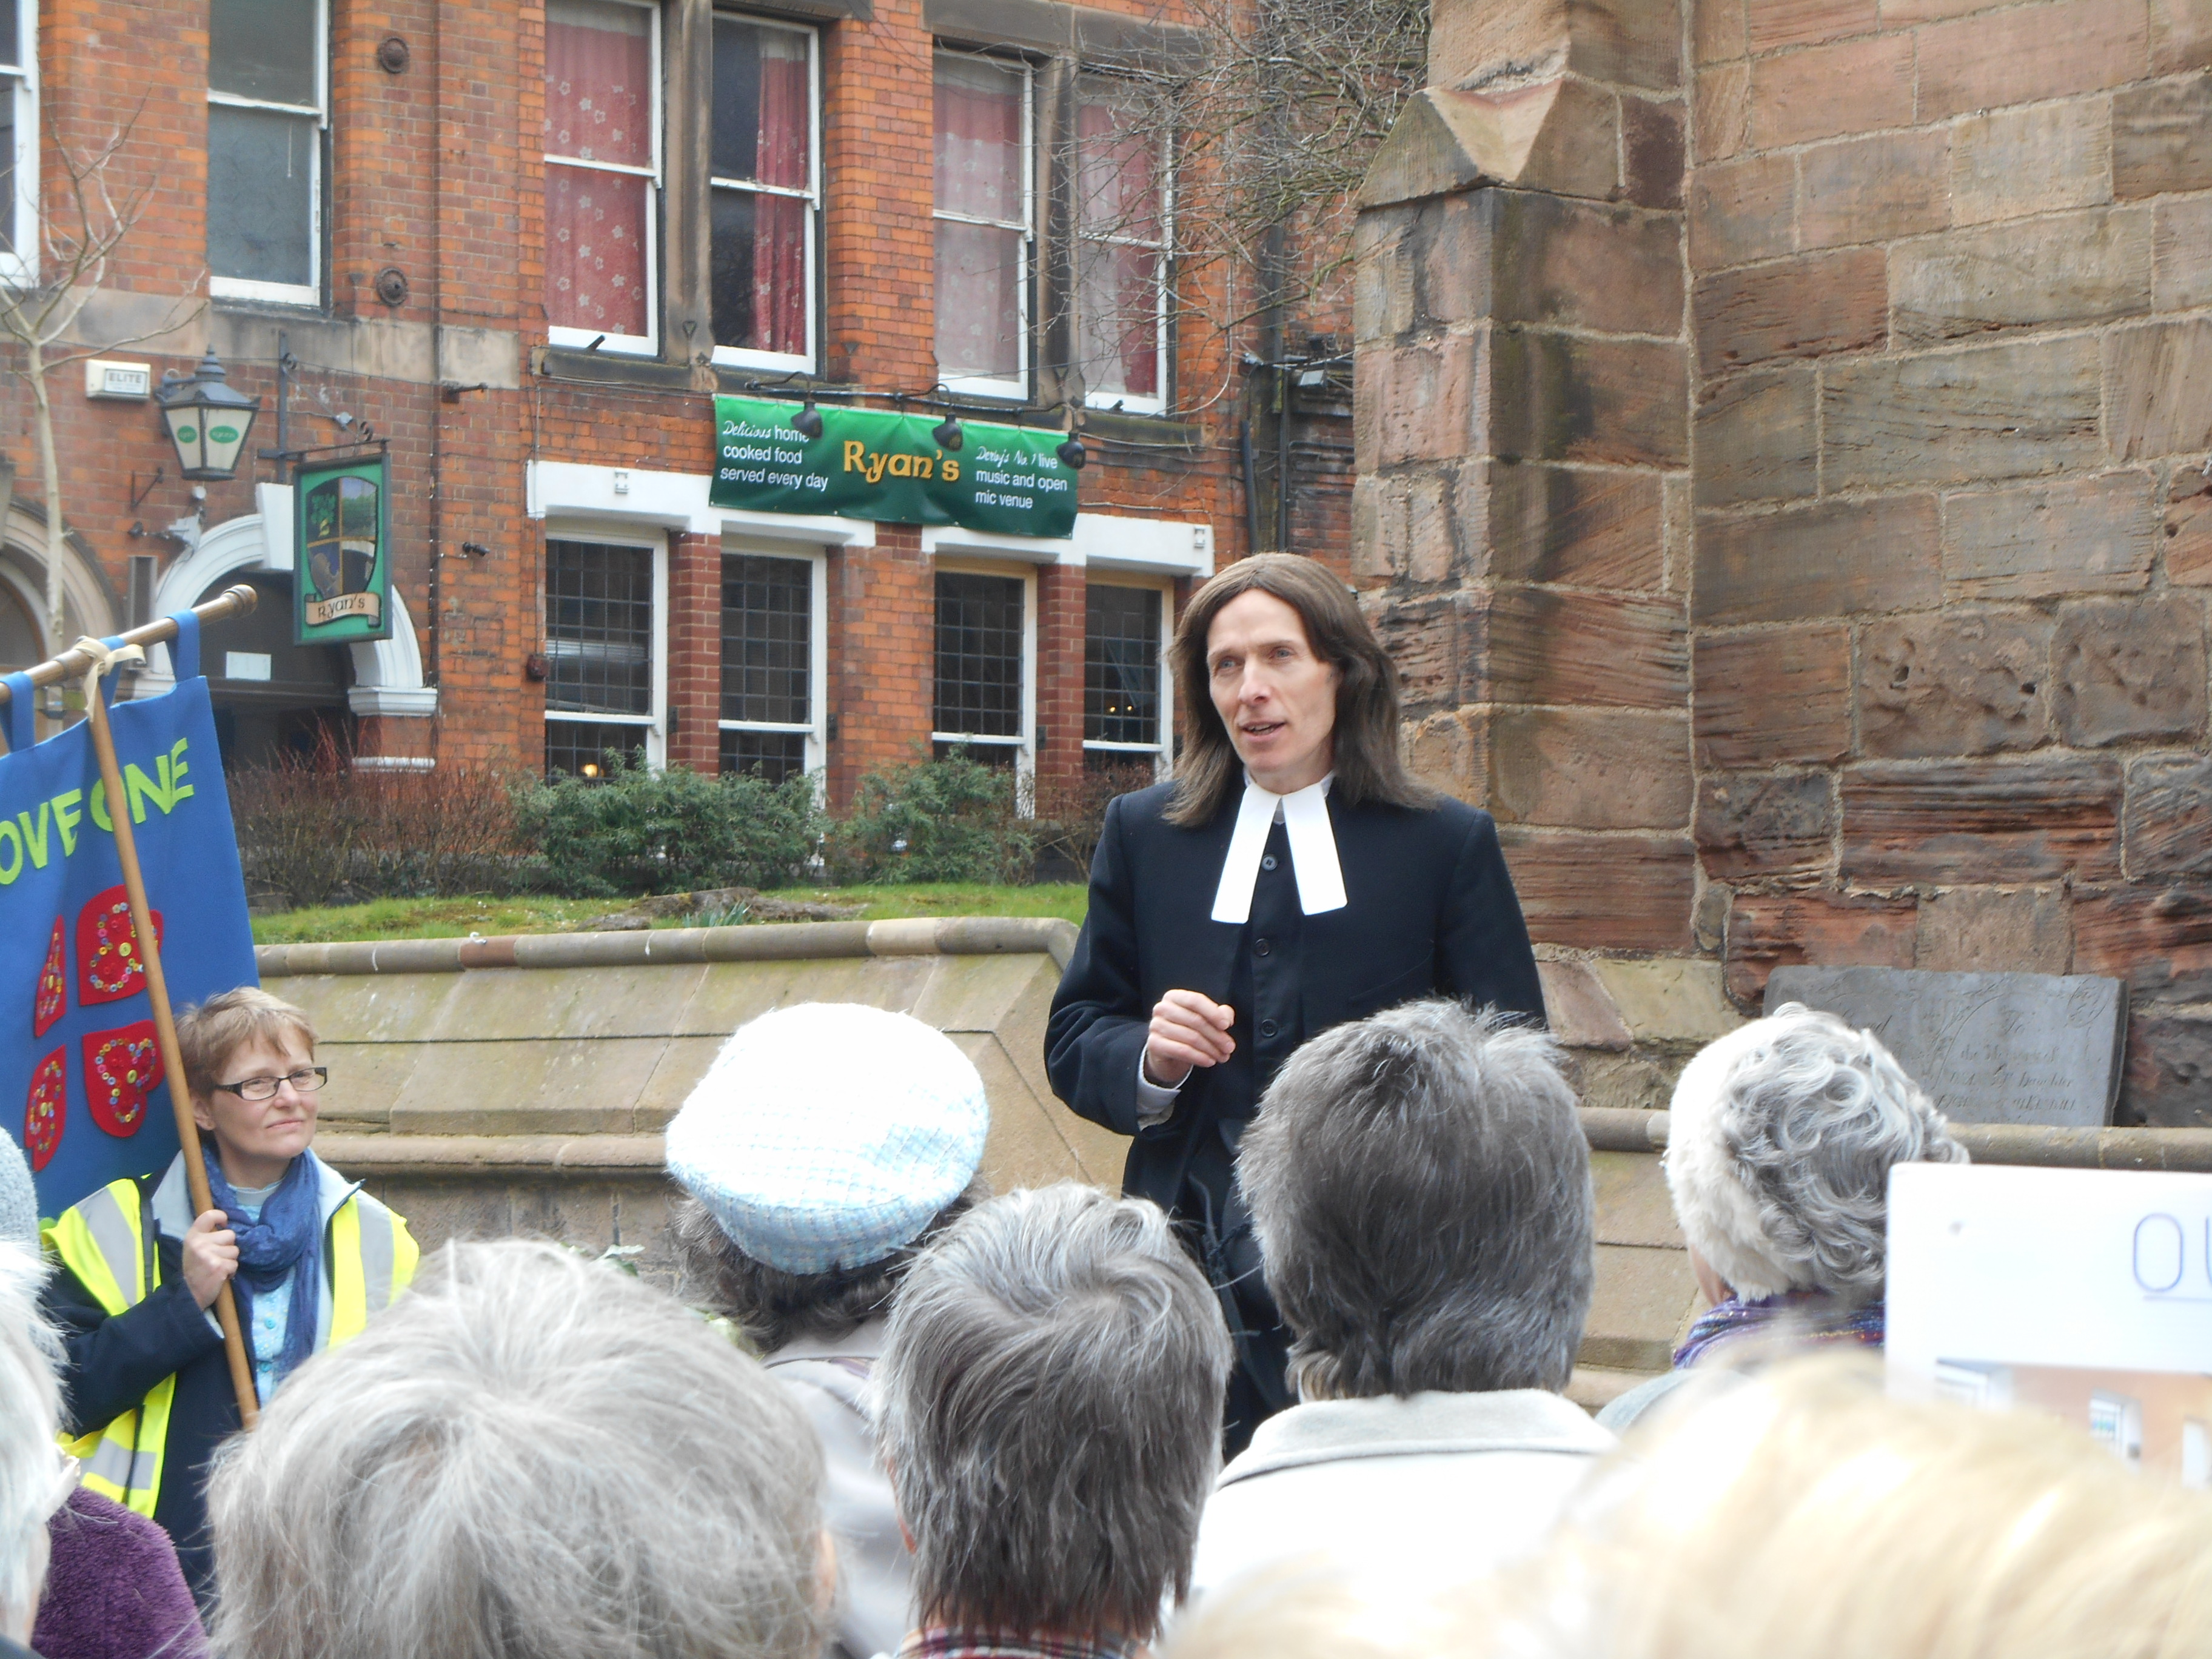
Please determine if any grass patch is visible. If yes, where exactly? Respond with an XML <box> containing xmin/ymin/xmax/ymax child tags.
<box><xmin>252</xmin><ymin>883</ymin><xmax>1089</xmax><ymax>945</ymax></box>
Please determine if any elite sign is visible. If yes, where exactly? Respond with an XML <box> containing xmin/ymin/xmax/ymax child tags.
<box><xmin>709</xmin><ymin>395</ymin><xmax>1078</xmax><ymax>540</ymax></box>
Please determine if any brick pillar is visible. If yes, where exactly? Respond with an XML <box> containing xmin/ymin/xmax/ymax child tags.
<box><xmin>1354</xmin><ymin>0</ymin><xmax>1695</xmax><ymax>956</ymax></box>
<box><xmin>1034</xmin><ymin>562</ymin><xmax>1087</xmax><ymax>799</ymax></box>
<box><xmin>352</xmin><ymin>716</ymin><xmax>436</xmax><ymax>766</ymax></box>
<box><xmin>666</xmin><ymin>532</ymin><xmax>723</xmax><ymax>773</ymax></box>
<box><xmin>828</xmin><ymin>525</ymin><xmax>934</xmax><ymax>811</ymax></box>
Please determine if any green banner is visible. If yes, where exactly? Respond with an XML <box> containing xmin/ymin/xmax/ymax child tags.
<box><xmin>709</xmin><ymin>395</ymin><xmax>1078</xmax><ymax>539</ymax></box>
<box><xmin>293</xmin><ymin>452</ymin><xmax>392</xmax><ymax>645</ymax></box>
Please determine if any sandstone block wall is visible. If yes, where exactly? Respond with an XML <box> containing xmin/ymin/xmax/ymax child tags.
<box><xmin>1358</xmin><ymin>0</ymin><xmax>2212</xmax><ymax>1124</ymax></box>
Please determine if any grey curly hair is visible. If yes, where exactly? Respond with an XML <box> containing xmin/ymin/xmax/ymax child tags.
<box><xmin>1664</xmin><ymin>1004</ymin><xmax>1968</xmax><ymax>1306</ymax></box>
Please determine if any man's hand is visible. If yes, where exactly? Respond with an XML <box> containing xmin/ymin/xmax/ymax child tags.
<box><xmin>1144</xmin><ymin>990</ymin><xmax>1236</xmax><ymax>1088</ymax></box>
<box><xmin>181</xmin><ymin>1209</ymin><xmax>238</xmax><ymax>1310</ymax></box>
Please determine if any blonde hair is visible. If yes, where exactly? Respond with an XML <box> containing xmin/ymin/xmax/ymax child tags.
<box><xmin>1162</xmin><ymin>1561</ymin><xmax>1456</xmax><ymax>1659</ymax></box>
<box><xmin>1470</xmin><ymin>1358</ymin><xmax>2212</xmax><ymax>1659</ymax></box>
<box><xmin>176</xmin><ymin>986</ymin><xmax>316</xmax><ymax>1101</ymax></box>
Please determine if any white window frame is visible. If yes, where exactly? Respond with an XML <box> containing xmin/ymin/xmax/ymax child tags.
<box><xmin>709</xmin><ymin>12</ymin><xmax>820</xmax><ymax>374</ymax></box>
<box><xmin>716</xmin><ymin>537</ymin><xmax>827</xmax><ymax>777</ymax></box>
<box><xmin>931</xmin><ymin>557</ymin><xmax>1036</xmax><ymax>789</ymax></box>
<box><xmin>207</xmin><ymin>0</ymin><xmax>328</xmax><ymax>306</ymax></box>
<box><xmin>545</xmin><ymin>0</ymin><xmax>663</xmax><ymax>357</ymax></box>
<box><xmin>933</xmin><ymin>48</ymin><xmax>1032</xmax><ymax>403</ymax></box>
<box><xmin>1074</xmin><ymin>74</ymin><xmax>1170</xmax><ymax>416</ymax></box>
<box><xmin>542</xmin><ymin>524</ymin><xmax>668</xmax><ymax>772</ymax></box>
<box><xmin>1081</xmin><ymin>577</ymin><xmax>1173</xmax><ymax>776</ymax></box>
<box><xmin>0</xmin><ymin>0</ymin><xmax>38</xmax><ymax>287</ymax></box>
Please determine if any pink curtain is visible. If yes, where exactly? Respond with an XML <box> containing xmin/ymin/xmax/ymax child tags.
<box><xmin>543</xmin><ymin>2</ymin><xmax>651</xmax><ymax>167</ymax></box>
<box><xmin>1076</xmin><ymin>95</ymin><xmax>1159</xmax><ymax>244</ymax></box>
<box><xmin>1075</xmin><ymin>90</ymin><xmax>1162</xmax><ymax>398</ymax></box>
<box><xmin>545</xmin><ymin>3</ymin><xmax>652</xmax><ymax>335</ymax></box>
<box><xmin>934</xmin><ymin>56</ymin><xmax>1025</xmax><ymax>378</ymax></box>
<box><xmin>546</xmin><ymin>166</ymin><xmax>649</xmax><ymax>337</ymax></box>
<box><xmin>935</xmin><ymin>56</ymin><xmax>1023</xmax><ymax>224</ymax></box>
<box><xmin>754</xmin><ymin>35</ymin><xmax>809</xmax><ymax>355</ymax></box>
<box><xmin>1078</xmin><ymin>242</ymin><xmax>1159</xmax><ymax>398</ymax></box>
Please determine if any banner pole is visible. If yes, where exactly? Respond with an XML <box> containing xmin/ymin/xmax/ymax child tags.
<box><xmin>0</xmin><ymin>584</ymin><xmax>258</xmax><ymax>712</ymax></box>
<box><xmin>81</xmin><ymin>652</ymin><xmax>261</xmax><ymax>1430</ymax></box>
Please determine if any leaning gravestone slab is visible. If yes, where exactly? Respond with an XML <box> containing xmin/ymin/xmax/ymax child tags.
<box><xmin>1763</xmin><ymin>966</ymin><xmax>2128</xmax><ymax>1128</ymax></box>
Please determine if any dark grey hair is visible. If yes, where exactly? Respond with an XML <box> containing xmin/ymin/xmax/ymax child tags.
<box><xmin>0</xmin><ymin>1243</ymin><xmax>58</xmax><ymax>1635</ymax></box>
<box><xmin>876</xmin><ymin>1184</ymin><xmax>1231</xmax><ymax>1642</ymax></box>
<box><xmin>207</xmin><ymin>1240</ymin><xmax>827</xmax><ymax>1659</ymax></box>
<box><xmin>1239</xmin><ymin>1000</ymin><xmax>1594</xmax><ymax>1399</ymax></box>
<box><xmin>671</xmin><ymin>1179</ymin><xmax>986</xmax><ymax>1353</ymax></box>
<box><xmin>1664</xmin><ymin>1004</ymin><xmax>1969</xmax><ymax>1306</ymax></box>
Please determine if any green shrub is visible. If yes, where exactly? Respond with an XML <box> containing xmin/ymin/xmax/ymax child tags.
<box><xmin>832</xmin><ymin>752</ymin><xmax>1035</xmax><ymax>884</ymax></box>
<box><xmin>517</xmin><ymin>751</ymin><xmax>825</xmax><ymax>897</ymax></box>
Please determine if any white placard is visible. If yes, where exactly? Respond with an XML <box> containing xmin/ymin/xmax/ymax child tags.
<box><xmin>225</xmin><ymin>651</ymin><xmax>273</xmax><ymax>682</ymax></box>
<box><xmin>1887</xmin><ymin>1162</ymin><xmax>2212</xmax><ymax>1485</ymax></box>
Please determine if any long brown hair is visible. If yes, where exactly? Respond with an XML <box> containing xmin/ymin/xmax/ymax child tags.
<box><xmin>1166</xmin><ymin>554</ymin><xmax>1431</xmax><ymax>827</ymax></box>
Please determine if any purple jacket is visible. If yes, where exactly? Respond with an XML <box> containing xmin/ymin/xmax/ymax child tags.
<box><xmin>33</xmin><ymin>1487</ymin><xmax>207</xmax><ymax>1659</ymax></box>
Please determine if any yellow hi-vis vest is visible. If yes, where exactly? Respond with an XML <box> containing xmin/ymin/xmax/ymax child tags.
<box><xmin>44</xmin><ymin>1172</ymin><xmax>418</xmax><ymax>1518</ymax></box>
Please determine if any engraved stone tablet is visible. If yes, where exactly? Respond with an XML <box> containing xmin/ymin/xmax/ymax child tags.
<box><xmin>1763</xmin><ymin>966</ymin><xmax>2128</xmax><ymax>1128</ymax></box>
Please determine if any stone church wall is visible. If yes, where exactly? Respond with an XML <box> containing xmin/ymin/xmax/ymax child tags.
<box><xmin>1355</xmin><ymin>0</ymin><xmax>2212</xmax><ymax>1123</ymax></box>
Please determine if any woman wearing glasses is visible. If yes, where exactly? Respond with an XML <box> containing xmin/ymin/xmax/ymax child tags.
<box><xmin>42</xmin><ymin>987</ymin><xmax>418</xmax><ymax>1607</ymax></box>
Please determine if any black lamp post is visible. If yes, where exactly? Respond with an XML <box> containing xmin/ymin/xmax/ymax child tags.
<box><xmin>156</xmin><ymin>348</ymin><xmax>261</xmax><ymax>480</ymax></box>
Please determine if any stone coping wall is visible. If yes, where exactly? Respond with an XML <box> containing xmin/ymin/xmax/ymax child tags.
<box><xmin>268</xmin><ymin>919</ymin><xmax>2212</xmax><ymax>1404</ymax></box>
<box><xmin>264</xmin><ymin>920</ymin><xmax>1717</xmax><ymax>1399</ymax></box>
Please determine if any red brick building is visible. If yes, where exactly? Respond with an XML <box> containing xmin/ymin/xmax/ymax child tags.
<box><xmin>0</xmin><ymin>0</ymin><xmax>1352</xmax><ymax>803</ymax></box>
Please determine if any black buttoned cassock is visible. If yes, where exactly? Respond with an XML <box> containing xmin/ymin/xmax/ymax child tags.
<box><xmin>1045</xmin><ymin>779</ymin><xmax>1545</xmax><ymax>1444</ymax></box>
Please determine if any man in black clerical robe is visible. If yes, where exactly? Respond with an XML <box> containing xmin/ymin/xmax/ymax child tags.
<box><xmin>1045</xmin><ymin>555</ymin><xmax>1544</xmax><ymax>1449</ymax></box>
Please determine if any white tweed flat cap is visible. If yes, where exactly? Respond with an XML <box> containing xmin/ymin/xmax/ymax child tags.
<box><xmin>665</xmin><ymin>1002</ymin><xmax>991</xmax><ymax>1274</ymax></box>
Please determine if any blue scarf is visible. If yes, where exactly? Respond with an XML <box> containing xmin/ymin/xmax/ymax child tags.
<box><xmin>1674</xmin><ymin>1290</ymin><xmax>1885</xmax><ymax>1371</ymax></box>
<box><xmin>202</xmin><ymin>1148</ymin><xmax>323</xmax><ymax>1389</ymax></box>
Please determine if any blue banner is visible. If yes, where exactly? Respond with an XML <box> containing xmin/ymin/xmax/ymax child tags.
<box><xmin>2</xmin><ymin>614</ymin><xmax>259</xmax><ymax>1219</ymax></box>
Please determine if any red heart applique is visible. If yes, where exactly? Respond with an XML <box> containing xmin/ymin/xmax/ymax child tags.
<box><xmin>81</xmin><ymin>1022</ymin><xmax>163</xmax><ymax>1139</ymax></box>
<box><xmin>33</xmin><ymin>918</ymin><xmax>65</xmax><ymax>1038</ymax></box>
<box><xmin>24</xmin><ymin>1049</ymin><xmax>64</xmax><ymax>1171</ymax></box>
<box><xmin>76</xmin><ymin>887</ymin><xmax>163</xmax><ymax>1008</ymax></box>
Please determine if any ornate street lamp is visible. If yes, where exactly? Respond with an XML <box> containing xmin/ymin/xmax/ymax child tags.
<box><xmin>156</xmin><ymin>348</ymin><xmax>261</xmax><ymax>480</ymax></box>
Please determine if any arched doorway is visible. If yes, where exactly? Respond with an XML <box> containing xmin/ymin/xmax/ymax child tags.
<box><xmin>138</xmin><ymin>500</ymin><xmax>438</xmax><ymax>733</ymax></box>
<box><xmin>0</xmin><ymin>501</ymin><xmax>121</xmax><ymax>678</ymax></box>
<box><xmin>0</xmin><ymin>578</ymin><xmax>38</xmax><ymax>672</ymax></box>
<box><xmin>193</xmin><ymin>571</ymin><xmax>354</xmax><ymax>769</ymax></box>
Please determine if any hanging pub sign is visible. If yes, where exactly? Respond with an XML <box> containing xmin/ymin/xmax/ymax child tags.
<box><xmin>293</xmin><ymin>452</ymin><xmax>393</xmax><ymax>645</ymax></box>
<box><xmin>708</xmin><ymin>395</ymin><xmax>1078</xmax><ymax>540</ymax></box>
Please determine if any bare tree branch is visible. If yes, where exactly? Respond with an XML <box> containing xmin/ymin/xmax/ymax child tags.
<box><xmin>1061</xmin><ymin>0</ymin><xmax>1428</xmax><ymax>416</ymax></box>
<box><xmin>0</xmin><ymin>99</ymin><xmax>199</xmax><ymax>706</ymax></box>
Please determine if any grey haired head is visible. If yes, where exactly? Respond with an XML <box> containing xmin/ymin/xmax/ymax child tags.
<box><xmin>207</xmin><ymin>1239</ymin><xmax>826</xmax><ymax>1659</ymax></box>
<box><xmin>1664</xmin><ymin>1003</ymin><xmax>1968</xmax><ymax>1305</ymax></box>
<box><xmin>1238</xmin><ymin>999</ymin><xmax>1595</xmax><ymax>1399</ymax></box>
<box><xmin>876</xmin><ymin>1183</ymin><xmax>1230</xmax><ymax>1641</ymax></box>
